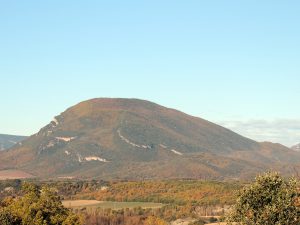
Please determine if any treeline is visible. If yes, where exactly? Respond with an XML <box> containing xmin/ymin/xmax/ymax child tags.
<box><xmin>0</xmin><ymin>179</ymin><xmax>107</xmax><ymax>200</ymax></box>
<box><xmin>76</xmin><ymin>205</ymin><xmax>211</xmax><ymax>225</ymax></box>
<box><xmin>0</xmin><ymin>179</ymin><xmax>22</xmax><ymax>199</ymax></box>
<box><xmin>1</xmin><ymin>179</ymin><xmax>241</xmax><ymax>207</ymax></box>
<box><xmin>45</xmin><ymin>180</ymin><xmax>108</xmax><ymax>199</ymax></box>
<box><xmin>0</xmin><ymin>179</ymin><xmax>236</xmax><ymax>224</ymax></box>
<box><xmin>76</xmin><ymin>180</ymin><xmax>241</xmax><ymax>206</ymax></box>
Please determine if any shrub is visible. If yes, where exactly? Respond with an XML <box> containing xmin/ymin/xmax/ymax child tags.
<box><xmin>226</xmin><ymin>172</ymin><xmax>300</xmax><ymax>225</ymax></box>
<box><xmin>0</xmin><ymin>183</ymin><xmax>82</xmax><ymax>225</ymax></box>
<box><xmin>144</xmin><ymin>216</ymin><xmax>168</xmax><ymax>225</ymax></box>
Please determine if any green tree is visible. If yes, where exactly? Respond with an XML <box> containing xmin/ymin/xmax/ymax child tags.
<box><xmin>0</xmin><ymin>183</ymin><xmax>82</xmax><ymax>225</ymax></box>
<box><xmin>226</xmin><ymin>172</ymin><xmax>300</xmax><ymax>225</ymax></box>
<box><xmin>0</xmin><ymin>207</ymin><xmax>21</xmax><ymax>225</ymax></box>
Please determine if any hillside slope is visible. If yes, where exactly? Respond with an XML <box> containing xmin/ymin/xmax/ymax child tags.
<box><xmin>291</xmin><ymin>143</ymin><xmax>300</xmax><ymax>151</ymax></box>
<box><xmin>0</xmin><ymin>134</ymin><xmax>27</xmax><ymax>151</ymax></box>
<box><xmin>1</xmin><ymin>98</ymin><xmax>299</xmax><ymax>180</ymax></box>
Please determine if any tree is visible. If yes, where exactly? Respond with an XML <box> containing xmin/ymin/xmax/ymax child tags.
<box><xmin>226</xmin><ymin>172</ymin><xmax>300</xmax><ymax>225</ymax></box>
<box><xmin>144</xmin><ymin>216</ymin><xmax>168</xmax><ymax>225</ymax></box>
<box><xmin>0</xmin><ymin>208</ymin><xmax>21</xmax><ymax>225</ymax></box>
<box><xmin>0</xmin><ymin>182</ymin><xmax>82</xmax><ymax>225</ymax></box>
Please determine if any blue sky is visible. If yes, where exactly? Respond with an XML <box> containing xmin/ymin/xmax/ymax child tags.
<box><xmin>1</xmin><ymin>1</ymin><xmax>299</xmax><ymax>146</ymax></box>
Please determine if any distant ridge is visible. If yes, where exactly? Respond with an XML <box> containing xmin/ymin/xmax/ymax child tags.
<box><xmin>0</xmin><ymin>98</ymin><xmax>299</xmax><ymax>180</ymax></box>
<box><xmin>291</xmin><ymin>143</ymin><xmax>300</xmax><ymax>151</ymax></box>
<box><xmin>0</xmin><ymin>134</ymin><xmax>27</xmax><ymax>151</ymax></box>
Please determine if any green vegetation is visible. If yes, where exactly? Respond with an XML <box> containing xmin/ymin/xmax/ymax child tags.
<box><xmin>0</xmin><ymin>182</ymin><xmax>82</xmax><ymax>225</ymax></box>
<box><xmin>64</xmin><ymin>200</ymin><xmax>164</xmax><ymax>210</ymax></box>
<box><xmin>226</xmin><ymin>172</ymin><xmax>300</xmax><ymax>225</ymax></box>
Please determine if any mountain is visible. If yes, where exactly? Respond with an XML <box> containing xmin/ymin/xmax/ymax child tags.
<box><xmin>291</xmin><ymin>143</ymin><xmax>300</xmax><ymax>151</ymax></box>
<box><xmin>1</xmin><ymin>98</ymin><xmax>299</xmax><ymax>180</ymax></box>
<box><xmin>0</xmin><ymin>134</ymin><xmax>27</xmax><ymax>151</ymax></box>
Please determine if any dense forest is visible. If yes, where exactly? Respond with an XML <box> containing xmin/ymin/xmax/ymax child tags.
<box><xmin>2</xmin><ymin>174</ymin><xmax>299</xmax><ymax>225</ymax></box>
<box><xmin>0</xmin><ymin>179</ymin><xmax>240</xmax><ymax>224</ymax></box>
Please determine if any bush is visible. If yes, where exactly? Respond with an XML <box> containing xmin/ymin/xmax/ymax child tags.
<box><xmin>189</xmin><ymin>219</ymin><xmax>205</xmax><ymax>225</ymax></box>
<box><xmin>144</xmin><ymin>216</ymin><xmax>168</xmax><ymax>225</ymax></box>
<box><xmin>208</xmin><ymin>217</ymin><xmax>218</xmax><ymax>223</ymax></box>
<box><xmin>0</xmin><ymin>208</ymin><xmax>21</xmax><ymax>225</ymax></box>
<box><xmin>0</xmin><ymin>183</ymin><xmax>82</xmax><ymax>225</ymax></box>
<box><xmin>226</xmin><ymin>172</ymin><xmax>300</xmax><ymax>225</ymax></box>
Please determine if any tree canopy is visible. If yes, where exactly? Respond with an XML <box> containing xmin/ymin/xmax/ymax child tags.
<box><xmin>0</xmin><ymin>182</ymin><xmax>82</xmax><ymax>225</ymax></box>
<box><xmin>226</xmin><ymin>172</ymin><xmax>300</xmax><ymax>225</ymax></box>
<box><xmin>144</xmin><ymin>216</ymin><xmax>168</xmax><ymax>225</ymax></box>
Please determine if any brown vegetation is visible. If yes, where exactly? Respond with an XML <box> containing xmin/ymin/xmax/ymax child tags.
<box><xmin>1</xmin><ymin>98</ymin><xmax>299</xmax><ymax>180</ymax></box>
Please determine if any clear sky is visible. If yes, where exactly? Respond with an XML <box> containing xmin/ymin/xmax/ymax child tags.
<box><xmin>1</xmin><ymin>1</ymin><xmax>299</xmax><ymax>146</ymax></box>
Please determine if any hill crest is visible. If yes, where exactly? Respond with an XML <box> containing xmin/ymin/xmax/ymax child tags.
<box><xmin>1</xmin><ymin>98</ymin><xmax>299</xmax><ymax>180</ymax></box>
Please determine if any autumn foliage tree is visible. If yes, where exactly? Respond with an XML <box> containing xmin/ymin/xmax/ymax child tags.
<box><xmin>226</xmin><ymin>172</ymin><xmax>300</xmax><ymax>225</ymax></box>
<box><xmin>144</xmin><ymin>216</ymin><xmax>168</xmax><ymax>225</ymax></box>
<box><xmin>0</xmin><ymin>182</ymin><xmax>82</xmax><ymax>225</ymax></box>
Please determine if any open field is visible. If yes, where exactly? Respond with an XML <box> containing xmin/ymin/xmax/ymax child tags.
<box><xmin>62</xmin><ymin>200</ymin><xmax>102</xmax><ymax>207</ymax></box>
<box><xmin>0</xmin><ymin>169</ymin><xmax>34</xmax><ymax>180</ymax></box>
<box><xmin>62</xmin><ymin>200</ymin><xmax>164</xmax><ymax>210</ymax></box>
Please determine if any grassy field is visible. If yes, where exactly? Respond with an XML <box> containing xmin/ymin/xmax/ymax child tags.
<box><xmin>62</xmin><ymin>200</ymin><xmax>164</xmax><ymax>210</ymax></box>
<box><xmin>62</xmin><ymin>200</ymin><xmax>102</xmax><ymax>207</ymax></box>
